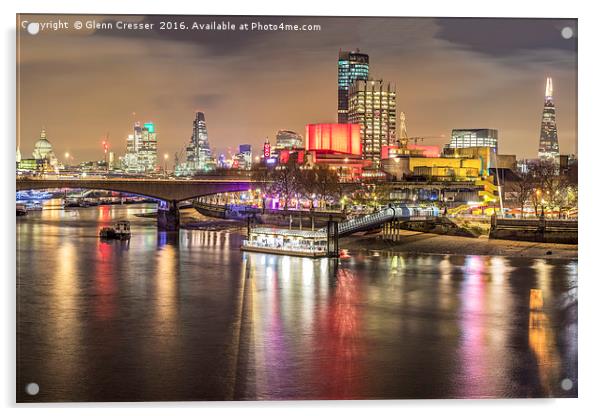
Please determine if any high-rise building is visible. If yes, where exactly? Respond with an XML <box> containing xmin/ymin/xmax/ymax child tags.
<box><xmin>233</xmin><ymin>144</ymin><xmax>252</xmax><ymax>170</ymax></box>
<box><xmin>275</xmin><ymin>130</ymin><xmax>303</xmax><ymax>150</ymax></box>
<box><xmin>447</xmin><ymin>129</ymin><xmax>498</xmax><ymax>152</ymax></box>
<box><xmin>176</xmin><ymin>112</ymin><xmax>216</xmax><ymax>175</ymax></box>
<box><xmin>538</xmin><ymin>77</ymin><xmax>560</xmax><ymax>160</ymax></box>
<box><xmin>348</xmin><ymin>79</ymin><xmax>396</xmax><ymax>166</ymax></box>
<box><xmin>338</xmin><ymin>49</ymin><xmax>369</xmax><ymax>124</ymax></box>
<box><xmin>185</xmin><ymin>112</ymin><xmax>214</xmax><ymax>172</ymax></box>
<box><xmin>123</xmin><ymin>121</ymin><xmax>157</xmax><ymax>173</ymax></box>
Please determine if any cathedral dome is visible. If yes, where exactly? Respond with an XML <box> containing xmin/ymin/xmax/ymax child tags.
<box><xmin>32</xmin><ymin>129</ymin><xmax>53</xmax><ymax>160</ymax></box>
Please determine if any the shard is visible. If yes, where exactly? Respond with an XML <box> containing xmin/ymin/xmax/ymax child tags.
<box><xmin>538</xmin><ymin>77</ymin><xmax>560</xmax><ymax>160</ymax></box>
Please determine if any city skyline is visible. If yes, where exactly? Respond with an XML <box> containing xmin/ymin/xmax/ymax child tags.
<box><xmin>17</xmin><ymin>15</ymin><xmax>577</xmax><ymax>162</ymax></box>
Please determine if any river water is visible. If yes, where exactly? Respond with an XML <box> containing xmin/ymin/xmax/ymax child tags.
<box><xmin>16</xmin><ymin>204</ymin><xmax>578</xmax><ymax>402</ymax></box>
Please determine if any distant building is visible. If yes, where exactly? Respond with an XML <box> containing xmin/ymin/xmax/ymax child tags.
<box><xmin>348</xmin><ymin>79</ymin><xmax>396</xmax><ymax>166</ymax></box>
<box><xmin>123</xmin><ymin>122</ymin><xmax>157</xmax><ymax>173</ymax></box>
<box><xmin>31</xmin><ymin>128</ymin><xmax>59</xmax><ymax>168</ymax></box>
<box><xmin>233</xmin><ymin>144</ymin><xmax>252</xmax><ymax>170</ymax></box>
<box><xmin>175</xmin><ymin>112</ymin><xmax>217</xmax><ymax>175</ymax></box>
<box><xmin>187</xmin><ymin>112</ymin><xmax>214</xmax><ymax>171</ymax></box>
<box><xmin>275</xmin><ymin>130</ymin><xmax>303</xmax><ymax>150</ymax></box>
<box><xmin>338</xmin><ymin>49</ymin><xmax>369</xmax><ymax>124</ymax></box>
<box><xmin>538</xmin><ymin>77</ymin><xmax>560</xmax><ymax>160</ymax></box>
<box><xmin>447</xmin><ymin>129</ymin><xmax>498</xmax><ymax>152</ymax></box>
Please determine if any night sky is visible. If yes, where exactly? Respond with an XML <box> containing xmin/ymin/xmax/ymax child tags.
<box><xmin>17</xmin><ymin>15</ymin><xmax>577</xmax><ymax>164</ymax></box>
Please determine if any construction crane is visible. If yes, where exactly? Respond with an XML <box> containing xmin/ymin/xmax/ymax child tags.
<box><xmin>399</xmin><ymin>135</ymin><xmax>446</xmax><ymax>148</ymax></box>
<box><xmin>397</xmin><ymin>113</ymin><xmax>446</xmax><ymax>148</ymax></box>
<box><xmin>174</xmin><ymin>148</ymin><xmax>185</xmax><ymax>169</ymax></box>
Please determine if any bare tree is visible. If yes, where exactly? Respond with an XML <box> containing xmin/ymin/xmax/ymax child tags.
<box><xmin>528</xmin><ymin>159</ymin><xmax>557</xmax><ymax>217</ymax></box>
<box><xmin>299</xmin><ymin>166</ymin><xmax>341</xmax><ymax>209</ymax></box>
<box><xmin>268</xmin><ymin>159</ymin><xmax>301</xmax><ymax>210</ymax></box>
<box><xmin>508</xmin><ymin>171</ymin><xmax>534</xmax><ymax>218</ymax></box>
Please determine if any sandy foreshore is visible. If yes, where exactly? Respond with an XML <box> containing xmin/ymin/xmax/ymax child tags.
<box><xmin>340</xmin><ymin>230</ymin><xmax>577</xmax><ymax>259</ymax></box>
<box><xmin>178</xmin><ymin>208</ymin><xmax>577</xmax><ymax>260</ymax></box>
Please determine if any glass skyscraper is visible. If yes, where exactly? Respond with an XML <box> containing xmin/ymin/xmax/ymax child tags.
<box><xmin>338</xmin><ymin>49</ymin><xmax>369</xmax><ymax>124</ymax></box>
<box><xmin>182</xmin><ymin>111</ymin><xmax>214</xmax><ymax>173</ymax></box>
<box><xmin>123</xmin><ymin>121</ymin><xmax>157</xmax><ymax>173</ymax></box>
<box><xmin>538</xmin><ymin>77</ymin><xmax>560</xmax><ymax>160</ymax></box>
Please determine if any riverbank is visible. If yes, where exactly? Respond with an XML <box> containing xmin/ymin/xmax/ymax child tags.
<box><xmin>340</xmin><ymin>230</ymin><xmax>578</xmax><ymax>259</ymax></box>
<box><xmin>155</xmin><ymin>208</ymin><xmax>578</xmax><ymax>259</ymax></box>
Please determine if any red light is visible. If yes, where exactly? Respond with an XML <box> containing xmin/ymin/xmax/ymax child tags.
<box><xmin>306</xmin><ymin>123</ymin><xmax>361</xmax><ymax>156</ymax></box>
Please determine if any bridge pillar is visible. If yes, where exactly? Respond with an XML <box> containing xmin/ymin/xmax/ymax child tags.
<box><xmin>157</xmin><ymin>200</ymin><xmax>180</xmax><ymax>231</ymax></box>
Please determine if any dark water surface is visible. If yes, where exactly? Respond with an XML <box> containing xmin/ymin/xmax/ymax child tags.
<box><xmin>17</xmin><ymin>204</ymin><xmax>577</xmax><ymax>402</ymax></box>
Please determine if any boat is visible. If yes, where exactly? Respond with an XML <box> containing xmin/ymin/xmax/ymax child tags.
<box><xmin>16</xmin><ymin>203</ymin><xmax>27</xmax><ymax>216</ymax></box>
<box><xmin>25</xmin><ymin>201</ymin><xmax>43</xmax><ymax>211</ymax></box>
<box><xmin>241</xmin><ymin>227</ymin><xmax>333</xmax><ymax>258</ymax></box>
<box><xmin>99</xmin><ymin>220</ymin><xmax>131</xmax><ymax>240</ymax></box>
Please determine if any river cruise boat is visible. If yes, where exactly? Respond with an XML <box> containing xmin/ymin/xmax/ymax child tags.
<box><xmin>99</xmin><ymin>220</ymin><xmax>131</xmax><ymax>240</ymax></box>
<box><xmin>242</xmin><ymin>227</ymin><xmax>329</xmax><ymax>258</ymax></box>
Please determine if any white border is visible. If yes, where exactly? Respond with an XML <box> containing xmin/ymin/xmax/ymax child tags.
<box><xmin>2</xmin><ymin>0</ymin><xmax>600</xmax><ymax>415</ymax></box>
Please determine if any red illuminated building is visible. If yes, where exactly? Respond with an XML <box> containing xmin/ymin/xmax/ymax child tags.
<box><xmin>306</xmin><ymin>123</ymin><xmax>362</xmax><ymax>156</ymax></box>
<box><xmin>305</xmin><ymin>123</ymin><xmax>370</xmax><ymax>181</ymax></box>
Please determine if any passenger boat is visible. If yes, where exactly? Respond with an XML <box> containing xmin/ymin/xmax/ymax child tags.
<box><xmin>99</xmin><ymin>220</ymin><xmax>131</xmax><ymax>240</ymax></box>
<box><xmin>242</xmin><ymin>227</ymin><xmax>331</xmax><ymax>258</ymax></box>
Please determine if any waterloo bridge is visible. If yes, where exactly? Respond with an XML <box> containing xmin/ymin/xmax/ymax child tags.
<box><xmin>16</xmin><ymin>177</ymin><xmax>257</xmax><ymax>230</ymax></box>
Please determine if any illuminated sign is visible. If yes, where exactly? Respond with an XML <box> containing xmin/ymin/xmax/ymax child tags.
<box><xmin>263</xmin><ymin>142</ymin><xmax>271</xmax><ymax>158</ymax></box>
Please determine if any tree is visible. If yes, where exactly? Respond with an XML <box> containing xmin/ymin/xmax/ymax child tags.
<box><xmin>508</xmin><ymin>171</ymin><xmax>534</xmax><ymax>218</ymax></box>
<box><xmin>528</xmin><ymin>159</ymin><xmax>557</xmax><ymax>217</ymax></box>
<box><xmin>268</xmin><ymin>159</ymin><xmax>301</xmax><ymax>210</ymax></box>
<box><xmin>298</xmin><ymin>166</ymin><xmax>341</xmax><ymax>209</ymax></box>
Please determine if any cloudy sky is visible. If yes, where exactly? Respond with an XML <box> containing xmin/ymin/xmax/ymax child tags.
<box><xmin>17</xmin><ymin>15</ymin><xmax>577</xmax><ymax>163</ymax></box>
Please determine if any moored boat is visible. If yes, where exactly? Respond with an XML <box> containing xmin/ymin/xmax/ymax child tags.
<box><xmin>16</xmin><ymin>203</ymin><xmax>27</xmax><ymax>216</ymax></box>
<box><xmin>99</xmin><ymin>220</ymin><xmax>131</xmax><ymax>240</ymax></box>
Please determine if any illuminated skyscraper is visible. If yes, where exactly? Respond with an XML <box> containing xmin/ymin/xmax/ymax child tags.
<box><xmin>538</xmin><ymin>77</ymin><xmax>560</xmax><ymax>160</ymax></box>
<box><xmin>338</xmin><ymin>49</ymin><xmax>369</xmax><ymax>123</ymax></box>
<box><xmin>123</xmin><ymin>121</ymin><xmax>157</xmax><ymax>173</ymax></box>
<box><xmin>348</xmin><ymin>79</ymin><xmax>396</xmax><ymax>166</ymax></box>
<box><xmin>181</xmin><ymin>112</ymin><xmax>214</xmax><ymax>174</ymax></box>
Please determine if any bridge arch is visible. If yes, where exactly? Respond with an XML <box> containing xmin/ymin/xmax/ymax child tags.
<box><xmin>16</xmin><ymin>178</ymin><xmax>259</xmax><ymax>231</ymax></box>
<box><xmin>16</xmin><ymin>178</ymin><xmax>257</xmax><ymax>203</ymax></box>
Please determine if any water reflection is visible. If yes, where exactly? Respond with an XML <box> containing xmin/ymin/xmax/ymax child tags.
<box><xmin>16</xmin><ymin>205</ymin><xmax>578</xmax><ymax>401</ymax></box>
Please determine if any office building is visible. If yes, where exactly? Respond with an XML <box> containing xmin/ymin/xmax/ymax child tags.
<box><xmin>185</xmin><ymin>112</ymin><xmax>214</xmax><ymax>172</ymax></box>
<box><xmin>275</xmin><ymin>130</ymin><xmax>303</xmax><ymax>150</ymax></box>
<box><xmin>348</xmin><ymin>79</ymin><xmax>396</xmax><ymax>166</ymax></box>
<box><xmin>447</xmin><ymin>129</ymin><xmax>498</xmax><ymax>152</ymax></box>
<box><xmin>123</xmin><ymin>121</ymin><xmax>158</xmax><ymax>173</ymax></box>
<box><xmin>338</xmin><ymin>49</ymin><xmax>369</xmax><ymax>123</ymax></box>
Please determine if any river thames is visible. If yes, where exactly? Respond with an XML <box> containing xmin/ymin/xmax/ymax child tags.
<box><xmin>16</xmin><ymin>204</ymin><xmax>577</xmax><ymax>402</ymax></box>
